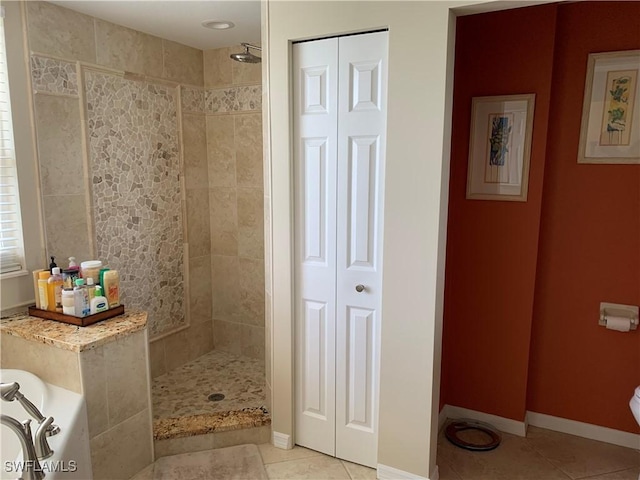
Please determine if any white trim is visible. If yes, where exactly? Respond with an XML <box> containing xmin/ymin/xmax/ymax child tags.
<box><xmin>526</xmin><ymin>411</ymin><xmax>640</xmax><ymax>450</ymax></box>
<box><xmin>445</xmin><ymin>404</ymin><xmax>527</xmax><ymax>437</ymax></box>
<box><xmin>272</xmin><ymin>431</ymin><xmax>292</xmax><ymax>450</ymax></box>
<box><xmin>377</xmin><ymin>463</ymin><xmax>429</xmax><ymax>480</ymax></box>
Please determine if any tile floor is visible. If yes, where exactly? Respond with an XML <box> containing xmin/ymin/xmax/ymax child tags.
<box><xmin>152</xmin><ymin>350</ymin><xmax>267</xmax><ymax>419</ymax></box>
<box><xmin>134</xmin><ymin>424</ymin><xmax>640</xmax><ymax>479</ymax></box>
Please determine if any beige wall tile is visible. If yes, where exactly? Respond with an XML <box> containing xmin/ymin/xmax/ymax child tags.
<box><xmin>43</xmin><ymin>194</ymin><xmax>92</xmax><ymax>265</ymax></box>
<box><xmin>183</xmin><ymin>113</ymin><xmax>208</xmax><ymax>190</ymax></box>
<box><xmin>186</xmin><ymin>188</ymin><xmax>211</xmax><ymax>258</ymax></box>
<box><xmin>213</xmin><ymin>425</ymin><xmax>271</xmax><ymax>448</ymax></box>
<box><xmin>204</xmin><ymin>47</ymin><xmax>232</xmax><ymax>88</ymax></box>
<box><xmin>163</xmin><ymin>39</ymin><xmax>204</xmax><ymax>86</ymax></box>
<box><xmin>90</xmin><ymin>409</ymin><xmax>152</xmax><ymax>480</ymax></box>
<box><xmin>213</xmin><ymin>319</ymin><xmax>242</xmax><ymax>355</ymax></box>
<box><xmin>35</xmin><ymin>95</ymin><xmax>84</xmax><ymax>196</ymax></box>
<box><xmin>154</xmin><ymin>432</ymin><xmax>214</xmax><ymax>458</ymax></box>
<box><xmin>187</xmin><ymin>320</ymin><xmax>214</xmax><ymax>359</ymax></box>
<box><xmin>206</xmin><ymin>115</ymin><xmax>236</xmax><ymax>188</ymax></box>
<box><xmin>0</xmin><ymin>334</ymin><xmax>81</xmax><ymax>393</ymax></box>
<box><xmin>79</xmin><ymin>345</ymin><xmax>109</xmax><ymax>437</ymax></box>
<box><xmin>95</xmin><ymin>19</ymin><xmax>163</xmax><ymax>77</ymax></box>
<box><xmin>237</xmin><ymin>187</ymin><xmax>264</xmax><ymax>259</ymax></box>
<box><xmin>235</xmin><ymin>114</ymin><xmax>263</xmax><ymax>187</ymax></box>
<box><xmin>149</xmin><ymin>338</ymin><xmax>166</xmax><ymax>379</ymax></box>
<box><xmin>163</xmin><ymin>328</ymin><xmax>190</xmax><ymax>371</ymax></box>
<box><xmin>104</xmin><ymin>330</ymin><xmax>149</xmax><ymax>427</ymax></box>
<box><xmin>189</xmin><ymin>255</ymin><xmax>212</xmax><ymax>322</ymax></box>
<box><xmin>238</xmin><ymin>257</ymin><xmax>265</xmax><ymax>326</ymax></box>
<box><xmin>241</xmin><ymin>324</ymin><xmax>265</xmax><ymax>360</ymax></box>
<box><xmin>26</xmin><ymin>1</ymin><xmax>96</xmax><ymax>63</ymax></box>
<box><xmin>232</xmin><ymin>45</ymin><xmax>262</xmax><ymax>85</ymax></box>
<box><xmin>210</xmin><ymin>188</ymin><xmax>238</xmax><ymax>256</ymax></box>
<box><xmin>212</xmin><ymin>255</ymin><xmax>240</xmax><ymax>319</ymax></box>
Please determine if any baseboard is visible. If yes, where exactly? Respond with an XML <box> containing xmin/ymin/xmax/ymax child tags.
<box><xmin>377</xmin><ymin>463</ymin><xmax>429</xmax><ymax>480</ymax></box>
<box><xmin>444</xmin><ymin>404</ymin><xmax>527</xmax><ymax>437</ymax></box>
<box><xmin>430</xmin><ymin>465</ymin><xmax>439</xmax><ymax>480</ymax></box>
<box><xmin>272</xmin><ymin>431</ymin><xmax>292</xmax><ymax>450</ymax></box>
<box><xmin>527</xmin><ymin>411</ymin><xmax>640</xmax><ymax>450</ymax></box>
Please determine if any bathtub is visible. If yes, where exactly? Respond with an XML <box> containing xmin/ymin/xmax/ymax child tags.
<box><xmin>0</xmin><ymin>369</ymin><xmax>92</xmax><ymax>479</ymax></box>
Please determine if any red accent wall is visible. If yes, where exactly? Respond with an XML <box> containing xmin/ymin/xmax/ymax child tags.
<box><xmin>527</xmin><ymin>2</ymin><xmax>640</xmax><ymax>434</ymax></box>
<box><xmin>441</xmin><ymin>4</ymin><xmax>558</xmax><ymax>421</ymax></box>
<box><xmin>442</xmin><ymin>1</ymin><xmax>640</xmax><ymax>434</ymax></box>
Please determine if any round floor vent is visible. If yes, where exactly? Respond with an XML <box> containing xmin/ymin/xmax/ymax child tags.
<box><xmin>445</xmin><ymin>419</ymin><xmax>501</xmax><ymax>451</ymax></box>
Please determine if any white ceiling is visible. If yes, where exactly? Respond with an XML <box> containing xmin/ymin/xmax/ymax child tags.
<box><xmin>48</xmin><ymin>0</ymin><xmax>261</xmax><ymax>50</ymax></box>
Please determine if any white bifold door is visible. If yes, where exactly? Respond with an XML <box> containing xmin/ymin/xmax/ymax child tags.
<box><xmin>293</xmin><ymin>31</ymin><xmax>388</xmax><ymax>468</ymax></box>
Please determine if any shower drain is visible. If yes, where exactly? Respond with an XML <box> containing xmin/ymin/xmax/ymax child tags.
<box><xmin>208</xmin><ymin>393</ymin><xmax>225</xmax><ymax>402</ymax></box>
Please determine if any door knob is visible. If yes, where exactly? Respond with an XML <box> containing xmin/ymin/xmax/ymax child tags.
<box><xmin>355</xmin><ymin>284</ymin><xmax>365</xmax><ymax>293</ymax></box>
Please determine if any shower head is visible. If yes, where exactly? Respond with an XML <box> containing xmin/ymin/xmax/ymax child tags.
<box><xmin>230</xmin><ymin>43</ymin><xmax>262</xmax><ymax>64</ymax></box>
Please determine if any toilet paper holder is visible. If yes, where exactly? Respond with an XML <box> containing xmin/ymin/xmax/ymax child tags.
<box><xmin>599</xmin><ymin>302</ymin><xmax>639</xmax><ymax>331</ymax></box>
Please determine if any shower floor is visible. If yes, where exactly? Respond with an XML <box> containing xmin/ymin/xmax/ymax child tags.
<box><xmin>152</xmin><ymin>350</ymin><xmax>270</xmax><ymax>440</ymax></box>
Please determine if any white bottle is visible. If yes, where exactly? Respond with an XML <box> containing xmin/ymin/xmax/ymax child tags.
<box><xmin>90</xmin><ymin>286</ymin><xmax>109</xmax><ymax>315</ymax></box>
<box><xmin>73</xmin><ymin>278</ymin><xmax>90</xmax><ymax>317</ymax></box>
<box><xmin>62</xmin><ymin>289</ymin><xmax>75</xmax><ymax>316</ymax></box>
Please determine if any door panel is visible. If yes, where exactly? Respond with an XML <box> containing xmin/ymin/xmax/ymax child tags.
<box><xmin>336</xmin><ymin>31</ymin><xmax>388</xmax><ymax>468</ymax></box>
<box><xmin>293</xmin><ymin>37</ymin><xmax>338</xmax><ymax>457</ymax></box>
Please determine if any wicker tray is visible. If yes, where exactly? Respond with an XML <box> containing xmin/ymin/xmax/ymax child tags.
<box><xmin>28</xmin><ymin>305</ymin><xmax>125</xmax><ymax>327</ymax></box>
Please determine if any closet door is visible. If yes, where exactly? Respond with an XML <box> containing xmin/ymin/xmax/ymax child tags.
<box><xmin>294</xmin><ymin>31</ymin><xmax>388</xmax><ymax>467</ymax></box>
<box><xmin>335</xmin><ymin>31</ymin><xmax>387</xmax><ymax>468</ymax></box>
<box><xmin>293</xmin><ymin>37</ymin><xmax>339</xmax><ymax>457</ymax></box>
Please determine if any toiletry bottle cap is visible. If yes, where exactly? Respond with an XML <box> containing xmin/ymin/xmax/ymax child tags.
<box><xmin>52</xmin><ymin>267</ymin><xmax>61</xmax><ymax>275</ymax></box>
<box><xmin>39</xmin><ymin>271</ymin><xmax>51</xmax><ymax>279</ymax></box>
<box><xmin>75</xmin><ymin>278</ymin><xmax>85</xmax><ymax>286</ymax></box>
<box><xmin>81</xmin><ymin>260</ymin><xmax>103</xmax><ymax>269</ymax></box>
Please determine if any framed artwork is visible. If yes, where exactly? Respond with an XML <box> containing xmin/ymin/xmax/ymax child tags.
<box><xmin>578</xmin><ymin>50</ymin><xmax>640</xmax><ymax>164</ymax></box>
<box><xmin>466</xmin><ymin>94</ymin><xmax>535</xmax><ymax>202</ymax></box>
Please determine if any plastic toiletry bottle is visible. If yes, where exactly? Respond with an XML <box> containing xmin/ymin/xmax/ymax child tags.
<box><xmin>86</xmin><ymin>277</ymin><xmax>97</xmax><ymax>301</ymax></box>
<box><xmin>90</xmin><ymin>286</ymin><xmax>109</xmax><ymax>315</ymax></box>
<box><xmin>102</xmin><ymin>270</ymin><xmax>120</xmax><ymax>308</ymax></box>
<box><xmin>37</xmin><ymin>271</ymin><xmax>51</xmax><ymax>310</ymax></box>
<box><xmin>32</xmin><ymin>269</ymin><xmax>46</xmax><ymax>309</ymax></box>
<box><xmin>62</xmin><ymin>289</ymin><xmax>75</xmax><ymax>316</ymax></box>
<box><xmin>73</xmin><ymin>278</ymin><xmax>91</xmax><ymax>317</ymax></box>
<box><xmin>68</xmin><ymin>256</ymin><xmax>79</xmax><ymax>270</ymax></box>
<box><xmin>47</xmin><ymin>267</ymin><xmax>64</xmax><ymax>313</ymax></box>
<box><xmin>49</xmin><ymin>256</ymin><xmax>57</xmax><ymax>273</ymax></box>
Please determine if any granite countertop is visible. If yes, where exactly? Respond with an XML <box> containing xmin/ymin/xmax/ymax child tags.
<box><xmin>0</xmin><ymin>310</ymin><xmax>147</xmax><ymax>352</ymax></box>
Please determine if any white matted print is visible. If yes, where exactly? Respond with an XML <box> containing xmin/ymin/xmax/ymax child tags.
<box><xmin>466</xmin><ymin>94</ymin><xmax>535</xmax><ymax>202</ymax></box>
<box><xmin>578</xmin><ymin>50</ymin><xmax>640</xmax><ymax>164</ymax></box>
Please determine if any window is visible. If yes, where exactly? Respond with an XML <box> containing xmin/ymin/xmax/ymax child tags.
<box><xmin>0</xmin><ymin>9</ymin><xmax>25</xmax><ymax>275</ymax></box>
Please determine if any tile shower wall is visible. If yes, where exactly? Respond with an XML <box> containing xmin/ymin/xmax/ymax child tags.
<box><xmin>85</xmin><ymin>72</ymin><xmax>184</xmax><ymax>337</ymax></box>
<box><xmin>204</xmin><ymin>47</ymin><xmax>265</xmax><ymax>361</ymax></box>
<box><xmin>26</xmin><ymin>1</ymin><xmax>210</xmax><ymax>369</ymax></box>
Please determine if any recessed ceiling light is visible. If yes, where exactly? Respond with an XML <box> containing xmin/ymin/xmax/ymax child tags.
<box><xmin>201</xmin><ymin>20</ymin><xmax>235</xmax><ymax>30</ymax></box>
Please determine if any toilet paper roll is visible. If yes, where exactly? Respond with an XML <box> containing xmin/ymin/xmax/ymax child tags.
<box><xmin>606</xmin><ymin>316</ymin><xmax>631</xmax><ymax>332</ymax></box>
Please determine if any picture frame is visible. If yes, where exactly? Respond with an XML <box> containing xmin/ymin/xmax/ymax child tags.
<box><xmin>466</xmin><ymin>94</ymin><xmax>535</xmax><ymax>202</ymax></box>
<box><xmin>578</xmin><ymin>50</ymin><xmax>640</xmax><ymax>164</ymax></box>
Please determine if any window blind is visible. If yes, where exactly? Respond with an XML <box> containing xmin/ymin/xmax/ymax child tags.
<box><xmin>0</xmin><ymin>11</ymin><xmax>25</xmax><ymax>274</ymax></box>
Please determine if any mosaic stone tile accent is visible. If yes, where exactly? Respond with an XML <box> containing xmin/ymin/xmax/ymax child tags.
<box><xmin>85</xmin><ymin>71</ymin><xmax>185</xmax><ymax>337</ymax></box>
<box><xmin>180</xmin><ymin>86</ymin><xmax>204</xmax><ymax>113</ymax></box>
<box><xmin>152</xmin><ymin>350</ymin><xmax>266</xmax><ymax>420</ymax></box>
<box><xmin>236</xmin><ymin>85</ymin><xmax>262</xmax><ymax>112</ymax></box>
<box><xmin>205</xmin><ymin>84</ymin><xmax>261</xmax><ymax>114</ymax></box>
<box><xmin>30</xmin><ymin>55</ymin><xmax>78</xmax><ymax>96</ymax></box>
